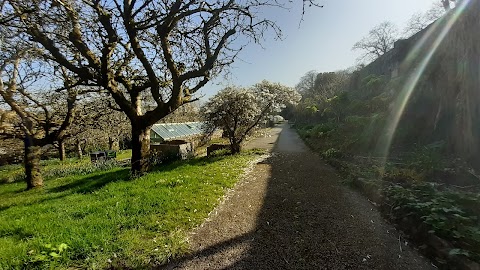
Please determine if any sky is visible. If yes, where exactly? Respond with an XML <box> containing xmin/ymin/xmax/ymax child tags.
<box><xmin>197</xmin><ymin>0</ymin><xmax>439</xmax><ymax>100</ymax></box>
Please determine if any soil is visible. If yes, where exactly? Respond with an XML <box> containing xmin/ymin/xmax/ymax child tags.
<box><xmin>162</xmin><ymin>124</ymin><xmax>435</xmax><ymax>270</ymax></box>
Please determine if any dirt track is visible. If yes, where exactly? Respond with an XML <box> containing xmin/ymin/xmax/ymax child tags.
<box><xmin>162</xmin><ymin>124</ymin><xmax>434</xmax><ymax>269</ymax></box>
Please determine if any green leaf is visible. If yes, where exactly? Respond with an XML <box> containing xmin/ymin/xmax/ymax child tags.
<box><xmin>49</xmin><ymin>252</ymin><xmax>61</xmax><ymax>258</ymax></box>
<box><xmin>57</xmin><ymin>243</ymin><xmax>68</xmax><ymax>253</ymax></box>
<box><xmin>32</xmin><ymin>254</ymin><xmax>48</xmax><ymax>262</ymax></box>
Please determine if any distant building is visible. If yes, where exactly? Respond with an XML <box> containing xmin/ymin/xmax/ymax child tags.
<box><xmin>149</xmin><ymin>122</ymin><xmax>207</xmax><ymax>161</ymax></box>
<box><xmin>150</xmin><ymin>122</ymin><xmax>205</xmax><ymax>144</ymax></box>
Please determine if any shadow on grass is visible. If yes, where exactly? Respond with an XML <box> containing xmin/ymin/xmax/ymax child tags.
<box><xmin>0</xmin><ymin>156</ymin><xmax>222</xmax><ymax>214</ymax></box>
<box><xmin>56</xmin><ymin>151</ymin><xmax>244</xmax><ymax>190</ymax></box>
<box><xmin>0</xmin><ymin>226</ymin><xmax>35</xmax><ymax>241</ymax></box>
<box><xmin>50</xmin><ymin>168</ymin><xmax>130</xmax><ymax>194</ymax></box>
<box><xmin>149</xmin><ymin>154</ymin><xmax>231</xmax><ymax>174</ymax></box>
<box><xmin>0</xmin><ymin>169</ymin><xmax>130</xmax><ymax>214</ymax></box>
<box><xmin>53</xmin><ymin>155</ymin><xmax>230</xmax><ymax>194</ymax></box>
<box><xmin>0</xmin><ymin>192</ymin><xmax>71</xmax><ymax>214</ymax></box>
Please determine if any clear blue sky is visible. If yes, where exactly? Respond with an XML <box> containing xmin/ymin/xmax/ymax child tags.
<box><xmin>198</xmin><ymin>0</ymin><xmax>439</xmax><ymax>99</ymax></box>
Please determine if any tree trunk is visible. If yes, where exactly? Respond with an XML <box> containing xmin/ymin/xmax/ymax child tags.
<box><xmin>108</xmin><ymin>137</ymin><xmax>119</xmax><ymax>151</ymax></box>
<box><xmin>58</xmin><ymin>140</ymin><xmax>66</xmax><ymax>161</ymax></box>
<box><xmin>76</xmin><ymin>140</ymin><xmax>83</xmax><ymax>159</ymax></box>
<box><xmin>131</xmin><ymin>125</ymin><xmax>151</xmax><ymax>176</ymax></box>
<box><xmin>108</xmin><ymin>137</ymin><xmax>114</xmax><ymax>150</ymax></box>
<box><xmin>24</xmin><ymin>136</ymin><xmax>43</xmax><ymax>189</ymax></box>
<box><xmin>230</xmin><ymin>142</ymin><xmax>241</xmax><ymax>154</ymax></box>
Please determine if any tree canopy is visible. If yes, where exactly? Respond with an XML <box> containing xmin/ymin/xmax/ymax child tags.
<box><xmin>0</xmin><ymin>0</ymin><xmax>288</xmax><ymax>174</ymax></box>
<box><xmin>352</xmin><ymin>21</ymin><xmax>399</xmax><ymax>63</ymax></box>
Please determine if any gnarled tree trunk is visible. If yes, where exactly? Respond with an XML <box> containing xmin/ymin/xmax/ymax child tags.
<box><xmin>230</xmin><ymin>141</ymin><xmax>241</xmax><ymax>154</ymax></box>
<box><xmin>24</xmin><ymin>136</ymin><xmax>43</xmax><ymax>189</ymax></box>
<box><xmin>131</xmin><ymin>124</ymin><xmax>151</xmax><ymax>175</ymax></box>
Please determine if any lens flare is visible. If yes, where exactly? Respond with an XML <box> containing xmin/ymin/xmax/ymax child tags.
<box><xmin>375</xmin><ymin>0</ymin><xmax>471</xmax><ymax>167</ymax></box>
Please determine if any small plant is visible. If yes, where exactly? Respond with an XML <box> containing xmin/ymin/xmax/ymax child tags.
<box><xmin>27</xmin><ymin>243</ymin><xmax>69</xmax><ymax>266</ymax></box>
<box><xmin>322</xmin><ymin>148</ymin><xmax>342</xmax><ymax>159</ymax></box>
<box><xmin>384</xmin><ymin>183</ymin><xmax>480</xmax><ymax>260</ymax></box>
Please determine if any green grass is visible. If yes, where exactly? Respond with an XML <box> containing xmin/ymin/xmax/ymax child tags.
<box><xmin>0</xmin><ymin>151</ymin><xmax>260</xmax><ymax>269</ymax></box>
<box><xmin>0</xmin><ymin>150</ymin><xmax>133</xmax><ymax>184</ymax></box>
<box><xmin>116</xmin><ymin>150</ymin><xmax>132</xmax><ymax>160</ymax></box>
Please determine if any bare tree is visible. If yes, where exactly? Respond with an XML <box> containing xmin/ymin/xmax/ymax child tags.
<box><xmin>313</xmin><ymin>71</ymin><xmax>350</xmax><ymax>100</ymax></box>
<box><xmin>0</xmin><ymin>0</ymin><xmax>289</xmax><ymax>175</ymax></box>
<box><xmin>0</xmin><ymin>49</ymin><xmax>78</xmax><ymax>189</ymax></box>
<box><xmin>403</xmin><ymin>2</ymin><xmax>445</xmax><ymax>38</ymax></box>
<box><xmin>352</xmin><ymin>21</ymin><xmax>399</xmax><ymax>63</ymax></box>
<box><xmin>60</xmin><ymin>95</ymin><xmax>130</xmax><ymax>158</ymax></box>
<box><xmin>0</xmin><ymin>109</ymin><xmax>23</xmax><ymax>166</ymax></box>
<box><xmin>297</xmin><ymin>71</ymin><xmax>350</xmax><ymax>102</ymax></box>
<box><xmin>295</xmin><ymin>70</ymin><xmax>317</xmax><ymax>95</ymax></box>
<box><xmin>94</xmin><ymin>102</ymin><xmax>131</xmax><ymax>151</ymax></box>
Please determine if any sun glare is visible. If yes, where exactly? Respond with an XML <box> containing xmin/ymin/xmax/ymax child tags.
<box><xmin>376</xmin><ymin>0</ymin><xmax>471</xmax><ymax>167</ymax></box>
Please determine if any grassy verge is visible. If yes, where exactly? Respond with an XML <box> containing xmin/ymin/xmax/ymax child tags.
<box><xmin>0</xmin><ymin>151</ymin><xmax>261</xmax><ymax>269</ymax></box>
<box><xmin>295</xmin><ymin>123</ymin><xmax>480</xmax><ymax>269</ymax></box>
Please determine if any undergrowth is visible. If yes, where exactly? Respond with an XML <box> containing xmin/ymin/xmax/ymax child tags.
<box><xmin>295</xmin><ymin>122</ymin><xmax>480</xmax><ymax>266</ymax></box>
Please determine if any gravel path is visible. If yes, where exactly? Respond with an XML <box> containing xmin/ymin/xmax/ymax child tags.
<box><xmin>163</xmin><ymin>124</ymin><xmax>434</xmax><ymax>270</ymax></box>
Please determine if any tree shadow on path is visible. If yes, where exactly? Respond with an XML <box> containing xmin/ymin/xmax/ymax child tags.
<box><xmin>162</xmin><ymin>126</ymin><xmax>433</xmax><ymax>270</ymax></box>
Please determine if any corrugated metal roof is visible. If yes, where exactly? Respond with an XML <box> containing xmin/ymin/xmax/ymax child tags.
<box><xmin>151</xmin><ymin>122</ymin><xmax>205</xmax><ymax>142</ymax></box>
